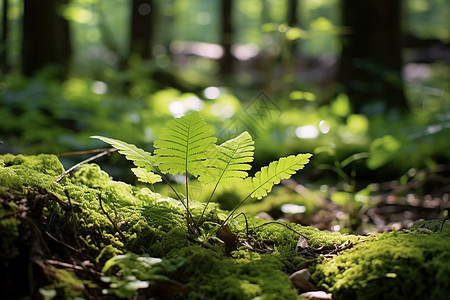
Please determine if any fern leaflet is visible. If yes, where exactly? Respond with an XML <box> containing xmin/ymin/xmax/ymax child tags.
<box><xmin>246</xmin><ymin>153</ymin><xmax>312</xmax><ymax>199</ymax></box>
<box><xmin>198</xmin><ymin>131</ymin><xmax>254</xmax><ymax>185</ymax></box>
<box><xmin>131</xmin><ymin>168</ymin><xmax>161</xmax><ymax>184</ymax></box>
<box><xmin>217</xmin><ymin>153</ymin><xmax>312</xmax><ymax>231</ymax></box>
<box><xmin>91</xmin><ymin>136</ymin><xmax>162</xmax><ymax>183</ymax></box>
<box><xmin>154</xmin><ymin>112</ymin><xmax>217</xmax><ymax>177</ymax></box>
<box><xmin>196</xmin><ymin>132</ymin><xmax>254</xmax><ymax>226</ymax></box>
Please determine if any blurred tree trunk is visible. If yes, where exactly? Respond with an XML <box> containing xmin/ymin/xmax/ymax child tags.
<box><xmin>1</xmin><ymin>0</ymin><xmax>8</xmax><ymax>74</ymax></box>
<box><xmin>286</xmin><ymin>0</ymin><xmax>299</xmax><ymax>55</ymax></box>
<box><xmin>129</xmin><ymin>0</ymin><xmax>155</xmax><ymax>60</ymax></box>
<box><xmin>220</xmin><ymin>0</ymin><xmax>234</xmax><ymax>77</ymax></box>
<box><xmin>337</xmin><ymin>0</ymin><xmax>408</xmax><ymax>115</ymax></box>
<box><xmin>21</xmin><ymin>0</ymin><xmax>71</xmax><ymax>79</ymax></box>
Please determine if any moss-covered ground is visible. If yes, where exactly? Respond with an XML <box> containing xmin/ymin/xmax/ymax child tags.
<box><xmin>0</xmin><ymin>154</ymin><xmax>449</xmax><ymax>299</ymax></box>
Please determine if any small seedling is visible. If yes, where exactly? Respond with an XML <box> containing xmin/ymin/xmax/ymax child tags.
<box><xmin>92</xmin><ymin>112</ymin><xmax>311</xmax><ymax>237</ymax></box>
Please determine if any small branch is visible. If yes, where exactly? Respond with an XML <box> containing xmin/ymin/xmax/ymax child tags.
<box><xmin>64</xmin><ymin>190</ymin><xmax>82</xmax><ymax>249</ymax></box>
<box><xmin>44</xmin><ymin>231</ymin><xmax>82</xmax><ymax>254</ymax></box>
<box><xmin>45</xmin><ymin>259</ymin><xmax>103</xmax><ymax>277</ymax></box>
<box><xmin>0</xmin><ymin>208</ymin><xmax>26</xmax><ymax>219</ymax></box>
<box><xmin>45</xmin><ymin>259</ymin><xmax>85</xmax><ymax>271</ymax></box>
<box><xmin>56</xmin><ymin>148</ymin><xmax>117</xmax><ymax>182</ymax></box>
<box><xmin>18</xmin><ymin>214</ymin><xmax>51</xmax><ymax>255</ymax></box>
<box><xmin>57</xmin><ymin>148</ymin><xmax>117</xmax><ymax>157</ymax></box>
<box><xmin>98</xmin><ymin>194</ymin><xmax>126</xmax><ymax>242</ymax></box>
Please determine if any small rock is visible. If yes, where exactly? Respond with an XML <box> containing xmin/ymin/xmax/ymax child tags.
<box><xmin>299</xmin><ymin>291</ymin><xmax>332</xmax><ymax>300</ymax></box>
<box><xmin>289</xmin><ymin>269</ymin><xmax>316</xmax><ymax>292</ymax></box>
<box><xmin>255</xmin><ymin>212</ymin><xmax>273</xmax><ymax>220</ymax></box>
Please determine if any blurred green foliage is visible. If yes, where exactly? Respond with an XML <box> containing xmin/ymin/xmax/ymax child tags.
<box><xmin>1</xmin><ymin>62</ymin><xmax>449</xmax><ymax>179</ymax></box>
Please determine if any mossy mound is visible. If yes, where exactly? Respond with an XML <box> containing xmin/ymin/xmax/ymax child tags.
<box><xmin>1</xmin><ymin>154</ymin><xmax>449</xmax><ymax>299</ymax></box>
<box><xmin>0</xmin><ymin>154</ymin><xmax>311</xmax><ymax>299</ymax></box>
<box><xmin>312</xmin><ymin>227</ymin><xmax>450</xmax><ymax>300</ymax></box>
<box><xmin>0</xmin><ymin>154</ymin><xmax>188</xmax><ymax>260</ymax></box>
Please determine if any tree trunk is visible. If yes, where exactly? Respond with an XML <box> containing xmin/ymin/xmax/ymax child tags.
<box><xmin>1</xmin><ymin>0</ymin><xmax>8</xmax><ymax>74</ymax></box>
<box><xmin>286</xmin><ymin>0</ymin><xmax>299</xmax><ymax>55</ymax></box>
<box><xmin>21</xmin><ymin>0</ymin><xmax>71</xmax><ymax>79</ymax></box>
<box><xmin>337</xmin><ymin>0</ymin><xmax>408</xmax><ymax>115</ymax></box>
<box><xmin>220</xmin><ymin>0</ymin><xmax>234</xmax><ymax>77</ymax></box>
<box><xmin>129</xmin><ymin>0</ymin><xmax>154</xmax><ymax>60</ymax></box>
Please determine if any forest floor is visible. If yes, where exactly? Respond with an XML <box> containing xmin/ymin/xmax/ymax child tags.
<box><xmin>300</xmin><ymin>179</ymin><xmax>449</xmax><ymax>235</ymax></box>
<box><xmin>1</xmin><ymin>154</ymin><xmax>449</xmax><ymax>300</ymax></box>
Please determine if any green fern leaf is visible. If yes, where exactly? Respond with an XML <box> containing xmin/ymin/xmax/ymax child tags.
<box><xmin>198</xmin><ymin>131</ymin><xmax>254</xmax><ymax>185</ymax></box>
<box><xmin>246</xmin><ymin>153</ymin><xmax>312</xmax><ymax>199</ymax></box>
<box><xmin>131</xmin><ymin>168</ymin><xmax>161</xmax><ymax>184</ymax></box>
<box><xmin>91</xmin><ymin>136</ymin><xmax>162</xmax><ymax>183</ymax></box>
<box><xmin>154</xmin><ymin>113</ymin><xmax>217</xmax><ymax>177</ymax></box>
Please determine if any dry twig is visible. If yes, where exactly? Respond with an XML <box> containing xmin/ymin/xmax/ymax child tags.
<box><xmin>56</xmin><ymin>148</ymin><xmax>117</xmax><ymax>182</ymax></box>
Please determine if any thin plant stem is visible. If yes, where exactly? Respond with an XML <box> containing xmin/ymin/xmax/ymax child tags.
<box><xmin>195</xmin><ymin>179</ymin><xmax>220</xmax><ymax>228</ymax></box>
<box><xmin>64</xmin><ymin>190</ymin><xmax>82</xmax><ymax>250</ymax></box>
<box><xmin>217</xmin><ymin>193</ymin><xmax>252</xmax><ymax>234</ymax></box>
<box><xmin>233</xmin><ymin>212</ymin><xmax>249</xmax><ymax>238</ymax></box>
<box><xmin>196</xmin><ymin>147</ymin><xmax>239</xmax><ymax>227</ymax></box>
<box><xmin>255</xmin><ymin>221</ymin><xmax>309</xmax><ymax>240</ymax></box>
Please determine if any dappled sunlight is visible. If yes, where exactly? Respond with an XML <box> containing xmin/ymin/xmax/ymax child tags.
<box><xmin>169</xmin><ymin>96</ymin><xmax>205</xmax><ymax>118</ymax></box>
<box><xmin>295</xmin><ymin>125</ymin><xmax>320</xmax><ymax>139</ymax></box>
<box><xmin>91</xmin><ymin>80</ymin><xmax>108</xmax><ymax>95</ymax></box>
<box><xmin>170</xmin><ymin>41</ymin><xmax>223</xmax><ymax>60</ymax></box>
<box><xmin>203</xmin><ymin>86</ymin><xmax>221</xmax><ymax>99</ymax></box>
<box><xmin>318</xmin><ymin>120</ymin><xmax>330</xmax><ymax>134</ymax></box>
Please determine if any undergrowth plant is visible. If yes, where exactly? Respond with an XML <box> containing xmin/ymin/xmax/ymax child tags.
<box><xmin>92</xmin><ymin>112</ymin><xmax>311</xmax><ymax>235</ymax></box>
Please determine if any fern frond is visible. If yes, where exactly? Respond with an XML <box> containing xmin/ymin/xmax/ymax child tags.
<box><xmin>198</xmin><ymin>131</ymin><xmax>254</xmax><ymax>185</ymax></box>
<box><xmin>246</xmin><ymin>153</ymin><xmax>312</xmax><ymax>199</ymax></box>
<box><xmin>153</xmin><ymin>112</ymin><xmax>217</xmax><ymax>177</ymax></box>
<box><xmin>91</xmin><ymin>136</ymin><xmax>162</xmax><ymax>183</ymax></box>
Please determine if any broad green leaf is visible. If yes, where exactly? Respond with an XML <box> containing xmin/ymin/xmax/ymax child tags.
<box><xmin>246</xmin><ymin>153</ymin><xmax>312</xmax><ymax>199</ymax></box>
<box><xmin>154</xmin><ymin>113</ymin><xmax>217</xmax><ymax>177</ymax></box>
<box><xmin>198</xmin><ymin>131</ymin><xmax>254</xmax><ymax>185</ymax></box>
<box><xmin>131</xmin><ymin>168</ymin><xmax>162</xmax><ymax>184</ymax></box>
<box><xmin>91</xmin><ymin>136</ymin><xmax>161</xmax><ymax>182</ymax></box>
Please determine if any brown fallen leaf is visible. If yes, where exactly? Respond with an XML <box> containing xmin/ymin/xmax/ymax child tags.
<box><xmin>216</xmin><ymin>224</ymin><xmax>239</xmax><ymax>251</ymax></box>
<box><xmin>296</xmin><ymin>235</ymin><xmax>310</xmax><ymax>249</ymax></box>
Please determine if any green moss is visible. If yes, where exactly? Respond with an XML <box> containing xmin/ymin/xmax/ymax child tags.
<box><xmin>0</xmin><ymin>154</ymin><xmax>188</xmax><ymax>260</ymax></box>
<box><xmin>0</xmin><ymin>154</ymin><xmax>63</xmax><ymax>193</ymax></box>
<box><xmin>0</xmin><ymin>153</ymin><xmax>64</xmax><ymax>176</ymax></box>
<box><xmin>3</xmin><ymin>154</ymin><xmax>449</xmax><ymax>300</ymax></box>
<box><xmin>41</xmin><ymin>267</ymin><xmax>94</xmax><ymax>299</ymax></box>
<box><xmin>247</xmin><ymin>218</ymin><xmax>361</xmax><ymax>249</ymax></box>
<box><xmin>409</xmin><ymin>219</ymin><xmax>450</xmax><ymax>233</ymax></box>
<box><xmin>312</xmin><ymin>230</ymin><xmax>450</xmax><ymax>300</ymax></box>
<box><xmin>147</xmin><ymin>226</ymin><xmax>188</xmax><ymax>257</ymax></box>
<box><xmin>96</xmin><ymin>244</ymin><xmax>123</xmax><ymax>265</ymax></box>
<box><xmin>171</xmin><ymin>246</ymin><xmax>299</xmax><ymax>300</ymax></box>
